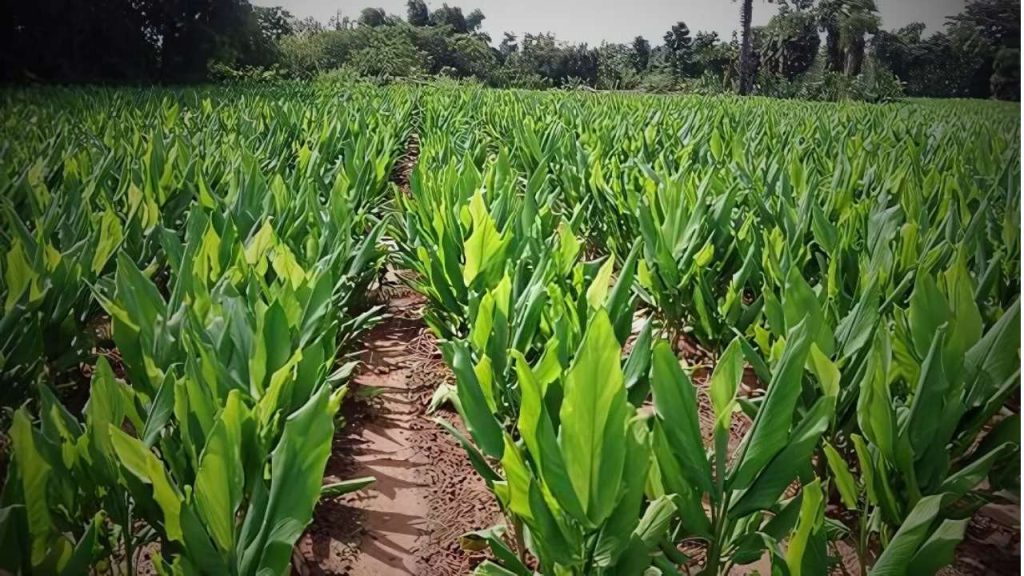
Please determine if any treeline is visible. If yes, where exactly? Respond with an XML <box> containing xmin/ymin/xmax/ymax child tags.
<box><xmin>1</xmin><ymin>0</ymin><xmax>1018</xmax><ymax>100</ymax></box>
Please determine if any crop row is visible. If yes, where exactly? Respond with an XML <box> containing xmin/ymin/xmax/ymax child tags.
<box><xmin>0</xmin><ymin>84</ymin><xmax>1019</xmax><ymax>575</ymax></box>
<box><xmin>400</xmin><ymin>88</ymin><xmax>1021</xmax><ymax>574</ymax></box>
<box><xmin>0</xmin><ymin>84</ymin><xmax>411</xmax><ymax>574</ymax></box>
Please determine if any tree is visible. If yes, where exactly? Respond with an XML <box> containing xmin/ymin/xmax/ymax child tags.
<box><xmin>693</xmin><ymin>31</ymin><xmax>731</xmax><ymax>78</ymax></box>
<box><xmin>990</xmin><ymin>48</ymin><xmax>1020</xmax><ymax>100</ymax></box>
<box><xmin>328</xmin><ymin>10</ymin><xmax>353</xmax><ymax>30</ymax></box>
<box><xmin>760</xmin><ymin>5</ymin><xmax>819</xmax><ymax>79</ymax></box>
<box><xmin>348</xmin><ymin>27</ymin><xmax>425</xmax><ymax>77</ymax></box>
<box><xmin>254</xmin><ymin>6</ymin><xmax>293</xmax><ymax>40</ymax></box>
<box><xmin>839</xmin><ymin>0</ymin><xmax>880</xmax><ymax>75</ymax></box>
<box><xmin>358</xmin><ymin>7</ymin><xmax>389</xmax><ymax>27</ymax></box>
<box><xmin>632</xmin><ymin>36</ymin><xmax>651</xmax><ymax>72</ymax></box>
<box><xmin>407</xmin><ymin>0</ymin><xmax>430</xmax><ymax>26</ymax></box>
<box><xmin>598</xmin><ymin>43</ymin><xmax>642</xmax><ymax>89</ymax></box>
<box><xmin>947</xmin><ymin>0</ymin><xmax>1020</xmax><ymax>48</ymax></box>
<box><xmin>664</xmin><ymin>22</ymin><xmax>696</xmax><ymax>78</ymax></box>
<box><xmin>737</xmin><ymin>0</ymin><xmax>755</xmax><ymax>93</ymax></box>
<box><xmin>816</xmin><ymin>0</ymin><xmax>844</xmax><ymax>72</ymax></box>
<box><xmin>466</xmin><ymin>9</ymin><xmax>485</xmax><ymax>32</ymax></box>
<box><xmin>499</xmin><ymin>32</ymin><xmax>519</xmax><ymax>60</ymax></box>
<box><xmin>430</xmin><ymin>4</ymin><xmax>468</xmax><ymax>33</ymax></box>
<box><xmin>872</xmin><ymin>22</ymin><xmax>926</xmax><ymax>81</ymax></box>
<box><xmin>816</xmin><ymin>0</ymin><xmax>881</xmax><ymax>76</ymax></box>
<box><xmin>291</xmin><ymin>16</ymin><xmax>325</xmax><ymax>36</ymax></box>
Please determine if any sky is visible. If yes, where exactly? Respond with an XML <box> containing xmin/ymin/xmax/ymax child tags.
<box><xmin>256</xmin><ymin>0</ymin><xmax>969</xmax><ymax>46</ymax></box>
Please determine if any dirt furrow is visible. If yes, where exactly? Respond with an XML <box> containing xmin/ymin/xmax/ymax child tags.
<box><xmin>296</xmin><ymin>288</ymin><xmax>500</xmax><ymax>575</ymax></box>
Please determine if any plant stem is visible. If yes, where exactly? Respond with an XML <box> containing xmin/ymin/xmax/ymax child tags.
<box><xmin>509</xmin><ymin>512</ymin><xmax>527</xmax><ymax>565</ymax></box>
<box><xmin>124</xmin><ymin>505</ymin><xmax>134</xmax><ymax>576</ymax></box>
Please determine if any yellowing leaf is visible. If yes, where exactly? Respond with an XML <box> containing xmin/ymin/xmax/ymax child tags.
<box><xmin>92</xmin><ymin>209</ymin><xmax>123</xmax><ymax>275</ymax></box>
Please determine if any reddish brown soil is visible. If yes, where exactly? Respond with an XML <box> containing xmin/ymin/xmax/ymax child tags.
<box><xmin>296</xmin><ymin>286</ymin><xmax>501</xmax><ymax>575</ymax></box>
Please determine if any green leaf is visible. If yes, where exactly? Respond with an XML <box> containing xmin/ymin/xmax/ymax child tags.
<box><xmin>905</xmin><ymin>518</ymin><xmax>969</xmax><ymax>575</ymax></box>
<box><xmin>474</xmin><ymin>560</ymin><xmax>520</xmax><ymax>576</ymax></box>
<box><xmin>650</xmin><ymin>341</ymin><xmax>713</xmax><ymax>495</ymax></box>
<box><xmin>731</xmin><ymin>322</ymin><xmax>812</xmax><ymax>490</ymax></box>
<box><xmin>91</xmin><ymin>208</ymin><xmax>123</xmax><ymax>274</ymax></box>
<box><xmin>321</xmin><ymin>476</ymin><xmax>376</xmax><ymax>498</ymax></box>
<box><xmin>435</xmin><ymin>417</ymin><xmax>502</xmax><ymax>485</ymax></box>
<box><xmin>908</xmin><ymin>274</ymin><xmax>949</xmax><ymax>360</ymax></box>
<box><xmin>870</xmin><ymin>494</ymin><xmax>945</xmax><ymax>576</ymax></box>
<box><xmin>786</xmin><ymin>479</ymin><xmax>826</xmax><ymax>576</ymax></box>
<box><xmin>965</xmin><ymin>299</ymin><xmax>1020</xmax><ymax>399</ymax></box>
<box><xmin>634</xmin><ymin>495</ymin><xmax>677</xmax><ymax>548</ymax></box>
<box><xmin>824</xmin><ymin>442</ymin><xmax>858</xmax><ymax>510</ymax></box>
<box><xmin>709</xmin><ymin>338</ymin><xmax>743</xmax><ymax>428</ymax></box>
<box><xmin>586</xmin><ymin>256</ymin><xmax>616</xmax><ymax>310</ymax></box>
<box><xmin>60</xmin><ymin>512</ymin><xmax>103</xmax><ymax>576</ymax></box>
<box><xmin>807</xmin><ymin>344</ymin><xmax>839</xmax><ymax>400</ymax></box>
<box><xmin>109</xmin><ymin>425</ymin><xmax>183</xmax><ymax>542</ymax></box>
<box><xmin>10</xmin><ymin>409</ymin><xmax>53</xmax><ymax>567</ymax></box>
<box><xmin>729</xmin><ymin>396</ymin><xmax>832</xmax><ymax>518</ymax></box>
<box><xmin>784</xmin><ymin>266</ymin><xmax>834</xmax><ymax>356</ymax></box>
<box><xmin>194</xmin><ymin>390</ymin><xmax>248</xmax><ymax>553</ymax></box>
<box><xmin>463</xmin><ymin>525</ymin><xmax>530</xmax><ymax>576</ymax></box>
<box><xmin>514</xmin><ymin>352</ymin><xmax>585</xmax><ymax>521</ymax></box>
<box><xmin>238</xmin><ymin>386</ymin><xmax>343</xmax><ymax>575</ymax></box>
<box><xmin>559</xmin><ymin>309</ymin><xmax>630</xmax><ymax>527</ymax></box>
<box><xmin>463</xmin><ymin>191</ymin><xmax>508</xmax><ymax>286</ymax></box>
<box><xmin>446</xmin><ymin>341</ymin><xmax>504</xmax><ymax>459</ymax></box>
<box><xmin>835</xmin><ymin>280</ymin><xmax>880</xmax><ymax>362</ymax></box>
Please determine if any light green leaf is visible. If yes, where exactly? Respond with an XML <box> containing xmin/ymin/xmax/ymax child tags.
<box><xmin>559</xmin><ymin>309</ymin><xmax>630</xmax><ymax>527</ymax></box>
<box><xmin>824</xmin><ymin>442</ymin><xmax>858</xmax><ymax>510</ymax></box>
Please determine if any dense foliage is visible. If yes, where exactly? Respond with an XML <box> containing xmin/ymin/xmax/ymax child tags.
<box><xmin>1</xmin><ymin>0</ymin><xmax>1019</xmax><ymax>101</ymax></box>
<box><xmin>398</xmin><ymin>87</ymin><xmax>1021</xmax><ymax>574</ymax></box>
<box><xmin>0</xmin><ymin>80</ymin><xmax>1019</xmax><ymax>573</ymax></box>
<box><xmin>0</xmin><ymin>84</ymin><xmax>409</xmax><ymax>573</ymax></box>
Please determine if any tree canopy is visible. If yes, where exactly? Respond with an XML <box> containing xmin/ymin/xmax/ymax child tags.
<box><xmin>0</xmin><ymin>0</ymin><xmax>1018</xmax><ymax>101</ymax></box>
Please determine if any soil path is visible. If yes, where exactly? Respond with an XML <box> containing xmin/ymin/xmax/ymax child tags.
<box><xmin>338</xmin><ymin>293</ymin><xmax>432</xmax><ymax>575</ymax></box>
<box><xmin>297</xmin><ymin>286</ymin><xmax>501</xmax><ymax>575</ymax></box>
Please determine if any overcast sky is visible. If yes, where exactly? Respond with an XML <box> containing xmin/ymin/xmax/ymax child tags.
<box><xmin>256</xmin><ymin>0</ymin><xmax>969</xmax><ymax>46</ymax></box>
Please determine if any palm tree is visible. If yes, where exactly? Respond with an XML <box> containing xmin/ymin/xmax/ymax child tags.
<box><xmin>736</xmin><ymin>0</ymin><xmax>755</xmax><ymax>94</ymax></box>
<box><xmin>839</xmin><ymin>0</ymin><xmax>880</xmax><ymax>76</ymax></box>
<box><xmin>816</xmin><ymin>0</ymin><xmax>881</xmax><ymax>76</ymax></box>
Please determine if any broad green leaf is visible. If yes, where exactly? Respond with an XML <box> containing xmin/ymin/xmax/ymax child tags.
<box><xmin>109</xmin><ymin>425</ymin><xmax>183</xmax><ymax>542</ymax></box>
<box><xmin>786</xmin><ymin>479</ymin><xmax>826</xmax><ymax>576</ymax></box>
<box><xmin>447</xmin><ymin>341</ymin><xmax>504</xmax><ymax>459</ymax></box>
<box><xmin>321</xmin><ymin>477</ymin><xmax>376</xmax><ymax>498</ymax></box>
<box><xmin>559</xmin><ymin>309</ymin><xmax>629</xmax><ymax>527</ymax></box>
<box><xmin>238</xmin><ymin>386</ymin><xmax>343</xmax><ymax>575</ymax></box>
<box><xmin>194</xmin><ymin>391</ymin><xmax>247</xmax><ymax>553</ymax></box>
<box><xmin>650</xmin><ymin>341</ymin><xmax>713</xmax><ymax>495</ymax></box>
<box><xmin>729</xmin><ymin>396</ymin><xmax>832</xmax><ymax>518</ymax></box>
<box><xmin>807</xmin><ymin>343</ymin><xmax>839</xmax><ymax>400</ymax></box>
<box><xmin>908</xmin><ymin>274</ymin><xmax>949</xmax><ymax>360</ymax></box>
<box><xmin>709</xmin><ymin>337</ymin><xmax>743</xmax><ymax>427</ymax></box>
<box><xmin>463</xmin><ymin>191</ymin><xmax>507</xmax><ymax>285</ymax></box>
<box><xmin>92</xmin><ymin>209</ymin><xmax>123</xmax><ymax>274</ymax></box>
<box><xmin>10</xmin><ymin>410</ymin><xmax>53</xmax><ymax>567</ymax></box>
<box><xmin>783</xmin><ymin>266</ymin><xmax>834</xmax><ymax>356</ymax></box>
<box><xmin>870</xmin><ymin>494</ymin><xmax>945</xmax><ymax>576</ymax></box>
<box><xmin>514</xmin><ymin>352</ymin><xmax>584</xmax><ymax>521</ymax></box>
<box><xmin>586</xmin><ymin>256</ymin><xmax>615</xmax><ymax>310</ymax></box>
<box><xmin>731</xmin><ymin>321</ymin><xmax>811</xmax><ymax>490</ymax></box>
<box><xmin>905</xmin><ymin>518</ymin><xmax>969</xmax><ymax>575</ymax></box>
<box><xmin>824</xmin><ymin>442</ymin><xmax>858</xmax><ymax>510</ymax></box>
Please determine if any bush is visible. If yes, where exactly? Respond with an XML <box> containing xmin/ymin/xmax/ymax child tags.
<box><xmin>348</xmin><ymin>29</ymin><xmax>426</xmax><ymax>79</ymax></box>
<box><xmin>991</xmin><ymin>48</ymin><xmax>1021</xmax><ymax>101</ymax></box>
<box><xmin>639</xmin><ymin>70</ymin><xmax>680</xmax><ymax>93</ymax></box>
<box><xmin>208</xmin><ymin>61</ymin><xmax>286</xmax><ymax>82</ymax></box>
<box><xmin>485</xmin><ymin>64</ymin><xmax>550</xmax><ymax>89</ymax></box>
